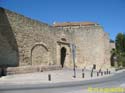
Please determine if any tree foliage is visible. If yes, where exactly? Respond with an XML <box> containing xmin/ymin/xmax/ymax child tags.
<box><xmin>114</xmin><ymin>33</ymin><xmax>125</xmax><ymax>67</ymax></box>
<box><xmin>116</xmin><ymin>33</ymin><xmax>125</xmax><ymax>53</ymax></box>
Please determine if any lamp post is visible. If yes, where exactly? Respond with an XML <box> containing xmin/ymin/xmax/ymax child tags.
<box><xmin>71</xmin><ymin>44</ymin><xmax>76</xmax><ymax>78</ymax></box>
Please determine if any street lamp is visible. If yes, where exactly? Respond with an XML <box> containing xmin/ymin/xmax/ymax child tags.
<box><xmin>71</xmin><ymin>44</ymin><xmax>76</xmax><ymax>78</ymax></box>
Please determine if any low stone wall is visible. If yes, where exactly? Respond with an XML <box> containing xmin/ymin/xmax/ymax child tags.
<box><xmin>7</xmin><ymin>65</ymin><xmax>62</xmax><ymax>75</ymax></box>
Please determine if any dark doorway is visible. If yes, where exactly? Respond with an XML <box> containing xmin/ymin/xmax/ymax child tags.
<box><xmin>60</xmin><ymin>47</ymin><xmax>66</xmax><ymax>68</ymax></box>
<box><xmin>110</xmin><ymin>53</ymin><xmax>115</xmax><ymax>66</ymax></box>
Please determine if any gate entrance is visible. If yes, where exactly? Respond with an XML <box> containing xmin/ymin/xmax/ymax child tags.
<box><xmin>60</xmin><ymin>47</ymin><xmax>66</xmax><ymax>68</ymax></box>
<box><xmin>57</xmin><ymin>41</ymin><xmax>72</xmax><ymax>68</ymax></box>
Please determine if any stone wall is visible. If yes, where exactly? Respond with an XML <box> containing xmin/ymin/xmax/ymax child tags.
<box><xmin>2</xmin><ymin>8</ymin><xmax>58</xmax><ymax>67</ymax></box>
<box><xmin>0</xmin><ymin>8</ymin><xmax>19</xmax><ymax>67</ymax></box>
<box><xmin>103</xmin><ymin>32</ymin><xmax>111</xmax><ymax>68</ymax></box>
<box><xmin>62</xmin><ymin>26</ymin><xmax>107</xmax><ymax>69</ymax></box>
<box><xmin>0</xmin><ymin>7</ymin><xmax>112</xmax><ymax>74</ymax></box>
<box><xmin>54</xmin><ymin>23</ymin><xmax>112</xmax><ymax>70</ymax></box>
<box><xmin>7</xmin><ymin>65</ymin><xmax>61</xmax><ymax>74</ymax></box>
<box><xmin>0</xmin><ymin>7</ymin><xmax>73</xmax><ymax>74</ymax></box>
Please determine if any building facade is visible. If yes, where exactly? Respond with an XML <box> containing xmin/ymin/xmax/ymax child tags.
<box><xmin>0</xmin><ymin>7</ymin><xmax>114</xmax><ymax>75</ymax></box>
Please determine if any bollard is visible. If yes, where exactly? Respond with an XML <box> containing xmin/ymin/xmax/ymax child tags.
<box><xmin>109</xmin><ymin>71</ymin><xmax>111</xmax><ymax>74</ymax></box>
<box><xmin>73</xmin><ymin>75</ymin><xmax>76</xmax><ymax>78</ymax></box>
<box><xmin>104</xmin><ymin>71</ymin><xmax>107</xmax><ymax>75</ymax></box>
<box><xmin>107</xmin><ymin>69</ymin><xmax>108</xmax><ymax>74</ymax></box>
<box><xmin>101</xmin><ymin>72</ymin><xmax>103</xmax><ymax>76</ymax></box>
<box><xmin>82</xmin><ymin>69</ymin><xmax>84</xmax><ymax>72</ymax></box>
<box><xmin>91</xmin><ymin>72</ymin><xmax>93</xmax><ymax>77</ymax></box>
<box><xmin>99</xmin><ymin>69</ymin><xmax>101</xmax><ymax>73</ymax></box>
<box><xmin>48</xmin><ymin>74</ymin><xmax>51</xmax><ymax>81</ymax></box>
<box><xmin>97</xmin><ymin>72</ymin><xmax>99</xmax><ymax>77</ymax></box>
<box><xmin>91</xmin><ymin>68</ymin><xmax>94</xmax><ymax>78</ymax></box>
<box><xmin>82</xmin><ymin>73</ymin><xmax>84</xmax><ymax>78</ymax></box>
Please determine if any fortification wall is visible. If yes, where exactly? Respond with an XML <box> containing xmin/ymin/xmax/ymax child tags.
<box><xmin>0</xmin><ymin>7</ymin><xmax>112</xmax><ymax>74</ymax></box>
<box><xmin>71</xmin><ymin>26</ymin><xmax>105</xmax><ymax>69</ymax></box>
<box><xmin>103</xmin><ymin>32</ymin><xmax>111</xmax><ymax>68</ymax></box>
<box><xmin>0</xmin><ymin>8</ymin><xmax>19</xmax><ymax>67</ymax></box>
<box><xmin>0</xmin><ymin>8</ymin><xmax>72</xmax><ymax>68</ymax></box>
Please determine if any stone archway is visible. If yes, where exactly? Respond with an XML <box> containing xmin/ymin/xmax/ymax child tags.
<box><xmin>60</xmin><ymin>47</ymin><xmax>66</xmax><ymax>68</ymax></box>
<box><xmin>57</xmin><ymin>41</ymin><xmax>72</xmax><ymax>68</ymax></box>
<box><xmin>31</xmin><ymin>44</ymin><xmax>49</xmax><ymax>66</ymax></box>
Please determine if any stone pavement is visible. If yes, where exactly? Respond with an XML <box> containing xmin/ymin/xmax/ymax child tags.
<box><xmin>0</xmin><ymin>68</ymin><xmax>116</xmax><ymax>85</ymax></box>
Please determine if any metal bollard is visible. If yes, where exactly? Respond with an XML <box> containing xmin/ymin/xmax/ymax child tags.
<box><xmin>109</xmin><ymin>71</ymin><xmax>111</xmax><ymax>74</ymax></box>
<box><xmin>48</xmin><ymin>74</ymin><xmax>51</xmax><ymax>81</ymax></box>
<box><xmin>82</xmin><ymin>73</ymin><xmax>84</xmax><ymax>78</ymax></box>
<box><xmin>91</xmin><ymin>72</ymin><xmax>93</xmax><ymax>77</ymax></box>
<box><xmin>104</xmin><ymin>71</ymin><xmax>107</xmax><ymax>75</ymax></box>
<box><xmin>99</xmin><ymin>69</ymin><xmax>101</xmax><ymax>73</ymax></box>
<box><xmin>101</xmin><ymin>72</ymin><xmax>103</xmax><ymax>76</ymax></box>
<box><xmin>107</xmin><ymin>69</ymin><xmax>108</xmax><ymax>74</ymax></box>
<box><xmin>97</xmin><ymin>72</ymin><xmax>99</xmax><ymax>77</ymax></box>
<box><xmin>91</xmin><ymin>68</ymin><xmax>94</xmax><ymax>78</ymax></box>
<box><xmin>82</xmin><ymin>69</ymin><xmax>84</xmax><ymax>72</ymax></box>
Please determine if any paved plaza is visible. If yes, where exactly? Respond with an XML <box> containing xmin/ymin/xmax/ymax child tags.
<box><xmin>0</xmin><ymin>68</ymin><xmax>116</xmax><ymax>85</ymax></box>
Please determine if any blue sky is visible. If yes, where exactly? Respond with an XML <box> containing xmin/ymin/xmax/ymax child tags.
<box><xmin>0</xmin><ymin>0</ymin><xmax>125</xmax><ymax>40</ymax></box>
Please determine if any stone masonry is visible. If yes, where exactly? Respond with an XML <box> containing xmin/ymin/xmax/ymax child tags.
<box><xmin>0</xmin><ymin>7</ymin><xmax>115</xmax><ymax>74</ymax></box>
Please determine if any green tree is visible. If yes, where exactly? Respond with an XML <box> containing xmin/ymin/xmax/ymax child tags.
<box><xmin>123</xmin><ymin>34</ymin><xmax>125</xmax><ymax>52</ymax></box>
<box><xmin>115</xmin><ymin>33</ymin><xmax>125</xmax><ymax>67</ymax></box>
<box><xmin>115</xmin><ymin>33</ymin><xmax>125</xmax><ymax>53</ymax></box>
